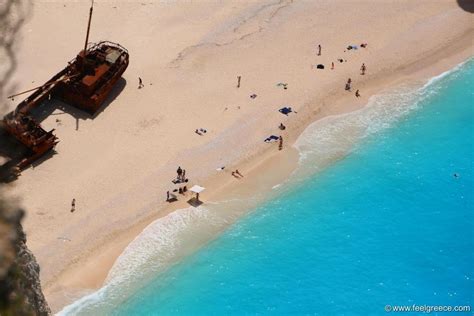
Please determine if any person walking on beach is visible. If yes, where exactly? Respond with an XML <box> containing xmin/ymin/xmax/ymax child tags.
<box><xmin>70</xmin><ymin>198</ymin><xmax>76</xmax><ymax>213</ymax></box>
<box><xmin>166</xmin><ymin>191</ymin><xmax>170</xmax><ymax>201</ymax></box>
<box><xmin>182</xmin><ymin>169</ymin><xmax>186</xmax><ymax>181</ymax></box>
<box><xmin>360</xmin><ymin>63</ymin><xmax>366</xmax><ymax>75</ymax></box>
<box><xmin>177</xmin><ymin>166</ymin><xmax>183</xmax><ymax>181</ymax></box>
<box><xmin>331</xmin><ymin>62</ymin><xmax>334</xmax><ymax>70</ymax></box>
<box><xmin>279</xmin><ymin>136</ymin><xmax>283</xmax><ymax>150</ymax></box>
<box><xmin>345</xmin><ymin>78</ymin><xmax>352</xmax><ymax>91</ymax></box>
<box><xmin>138</xmin><ymin>77</ymin><xmax>144</xmax><ymax>89</ymax></box>
<box><xmin>237</xmin><ymin>75</ymin><xmax>241</xmax><ymax>88</ymax></box>
<box><xmin>355</xmin><ymin>89</ymin><xmax>360</xmax><ymax>97</ymax></box>
<box><xmin>317</xmin><ymin>44</ymin><xmax>321</xmax><ymax>56</ymax></box>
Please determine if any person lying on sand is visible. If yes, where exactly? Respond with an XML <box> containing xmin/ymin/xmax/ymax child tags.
<box><xmin>276</xmin><ymin>82</ymin><xmax>288</xmax><ymax>90</ymax></box>
<box><xmin>231</xmin><ymin>170</ymin><xmax>243</xmax><ymax>178</ymax></box>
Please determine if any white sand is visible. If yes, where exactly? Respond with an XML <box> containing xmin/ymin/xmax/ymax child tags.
<box><xmin>1</xmin><ymin>0</ymin><xmax>472</xmax><ymax>311</ymax></box>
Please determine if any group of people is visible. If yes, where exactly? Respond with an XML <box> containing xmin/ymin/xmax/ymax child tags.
<box><xmin>166</xmin><ymin>185</ymin><xmax>188</xmax><ymax>202</ymax></box>
<box><xmin>344</xmin><ymin>64</ymin><xmax>367</xmax><ymax>97</ymax></box>
<box><xmin>317</xmin><ymin>44</ymin><xmax>367</xmax><ymax>97</ymax></box>
<box><xmin>176</xmin><ymin>166</ymin><xmax>187</xmax><ymax>183</ymax></box>
<box><xmin>166</xmin><ymin>166</ymin><xmax>190</xmax><ymax>202</ymax></box>
<box><xmin>162</xmin><ymin>44</ymin><xmax>368</xmax><ymax>204</ymax></box>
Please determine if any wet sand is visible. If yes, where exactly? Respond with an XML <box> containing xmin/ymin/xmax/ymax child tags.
<box><xmin>1</xmin><ymin>0</ymin><xmax>472</xmax><ymax>312</ymax></box>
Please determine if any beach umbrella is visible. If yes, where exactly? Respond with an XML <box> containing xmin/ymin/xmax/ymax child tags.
<box><xmin>190</xmin><ymin>185</ymin><xmax>205</xmax><ymax>201</ymax></box>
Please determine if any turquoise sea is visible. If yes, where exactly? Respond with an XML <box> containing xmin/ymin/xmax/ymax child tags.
<box><xmin>61</xmin><ymin>59</ymin><xmax>473</xmax><ymax>315</ymax></box>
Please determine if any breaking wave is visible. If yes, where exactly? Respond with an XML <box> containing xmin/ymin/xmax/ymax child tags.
<box><xmin>59</xmin><ymin>206</ymin><xmax>223</xmax><ymax>315</ymax></box>
<box><xmin>293</xmin><ymin>59</ymin><xmax>468</xmax><ymax>176</ymax></box>
<box><xmin>58</xmin><ymin>58</ymin><xmax>470</xmax><ymax>315</ymax></box>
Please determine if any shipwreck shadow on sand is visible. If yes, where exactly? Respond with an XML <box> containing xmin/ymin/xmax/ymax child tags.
<box><xmin>0</xmin><ymin>77</ymin><xmax>127</xmax><ymax>181</ymax></box>
<box><xmin>29</xmin><ymin>77</ymin><xmax>127</xmax><ymax>125</ymax></box>
<box><xmin>0</xmin><ymin>129</ymin><xmax>57</xmax><ymax>183</ymax></box>
<box><xmin>91</xmin><ymin>77</ymin><xmax>127</xmax><ymax>119</ymax></box>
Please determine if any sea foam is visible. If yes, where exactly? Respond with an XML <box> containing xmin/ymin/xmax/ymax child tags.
<box><xmin>58</xmin><ymin>58</ymin><xmax>471</xmax><ymax>315</ymax></box>
<box><xmin>293</xmin><ymin>59</ymin><xmax>469</xmax><ymax>173</ymax></box>
<box><xmin>58</xmin><ymin>206</ymin><xmax>218</xmax><ymax>315</ymax></box>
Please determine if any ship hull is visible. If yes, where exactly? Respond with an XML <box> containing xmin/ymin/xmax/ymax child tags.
<box><xmin>55</xmin><ymin>41</ymin><xmax>129</xmax><ymax>114</ymax></box>
<box><xmin>1</xmin><ymin>41</ymin><xmax>129</xmax><ymax>174</ymax></box>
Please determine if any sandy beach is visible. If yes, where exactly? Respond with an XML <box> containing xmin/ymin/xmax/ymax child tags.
<box><xmin>1</xmin><ymin>0</ymin><xmax>473</xmax><ymax>312</ymax></box>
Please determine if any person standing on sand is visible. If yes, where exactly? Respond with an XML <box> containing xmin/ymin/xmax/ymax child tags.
<box><xmin>237</xmin><ymin>75</ymin><xmax>241</xmax><ymax>88</ymax></box>
<box><xmin>138</xmin><ymin>77</ymin><xmax>144</xmax><ymax>89</ymax></box>
<box><xmin>71</xmin><ymin>198</ymin><xmax>76</xmax><ymax>213</ymax></box>
<box><xmin>317</xmin><ymin>44</ymin><xmax>322</xmax><ymax>56</ymax></box>
<box><xmin>166</xmin><ymin>191</ymin><xmax>170</xmax><ymax>201</ymax></box>
<box><xmin>279</xmin><ymin>136</ymin><xmax>283</xmax><ymax>150</ymax></box>
<box><xmin>182</xmin><ymin>169</ymin><xmax>186</xmax><ymax>181</ymax></box>
<box><xmin>177</xmin><ymin>166</ymin><xmax>182</xmax><ymax>180</ymax></box>
<box><xmin>331</xmin><ymin>62</ymin><xmax>334</xmax><ymax>70</ymax></box>
<box><xmin>361</xmin><ymin>63</ymin><xmax>366</xmax><ymax>75</ymax></box>
<box><xmin>355</xmin><ymin>89</ymin><xmax>360</xmax><ymax>97</ymax></box>
<box><xmin>345</xmin><ymin>78</ymin><xmax>352</xmax><ymax>91</ymax></box>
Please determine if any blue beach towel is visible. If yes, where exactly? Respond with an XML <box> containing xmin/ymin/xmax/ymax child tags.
<box><xmin>264</xmin><ymin>135</ymin><xmax>279</xmax><ymax>143</ymax></box>
<box><xmin>279</xmin><ymin>107</ymin><xmax>293</xmax><ymax>115</ymax></box>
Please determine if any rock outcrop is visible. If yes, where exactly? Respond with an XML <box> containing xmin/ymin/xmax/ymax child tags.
<box><xmin>0</xmin><ymin>203</ymin><xmax>51</xmax><ymax>315</ymax></box>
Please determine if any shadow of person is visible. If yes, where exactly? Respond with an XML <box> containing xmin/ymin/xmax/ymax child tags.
<box><xmin>457</xmin><ymin>0</ymin><xmax>474</xmax><ymax>13</ymax></box>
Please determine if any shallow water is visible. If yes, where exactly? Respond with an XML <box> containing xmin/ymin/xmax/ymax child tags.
<box><xmin>61</xmin><ymin>59</ymin><xmax>473</xmax><ymax>315</ymax></box>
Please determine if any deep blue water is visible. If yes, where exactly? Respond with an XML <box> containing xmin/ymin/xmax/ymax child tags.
<box><xmin>113</xmin><ymin>61</ymin><xmax>473</xmax><ymax>315</ymax></box>
<box><xmin>113</xmin><ymin>62</ymin><xmax>473</xmax><ymax>315</ymax></box>
<box><xmin>66</xmin><ymin>60</ymin><xmax>473</xmax><ymax>315</ymax></box>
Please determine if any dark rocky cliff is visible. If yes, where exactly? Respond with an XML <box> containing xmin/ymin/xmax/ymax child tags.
<box><xmin>1</xmin><ymin>1</ymin><xmax>49</xmax><ymax>312</ymax></box>
<box><xmin>0</xmin><ymin>204</ymin><xmax>51</xmax><ymax>316</ymax></box>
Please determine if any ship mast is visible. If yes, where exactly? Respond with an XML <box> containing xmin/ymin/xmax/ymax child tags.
<box><xmin>83</xmin><ymin>0</ymin><xmax>94</xmax><ymax>55</ymax></box>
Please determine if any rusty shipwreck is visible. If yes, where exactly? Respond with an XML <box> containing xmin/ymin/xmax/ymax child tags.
<box><xmin>0</xmin><ymin>1</ymin><xmax>128</xmax><ymax>177</ymax></box>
